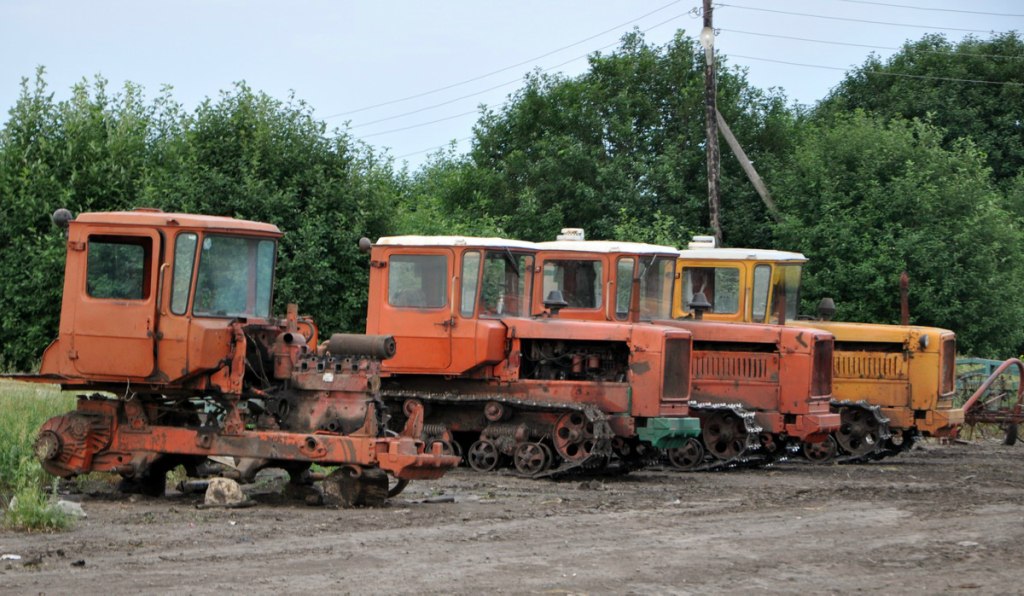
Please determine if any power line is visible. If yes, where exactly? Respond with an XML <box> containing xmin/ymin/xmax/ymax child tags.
<box><xmin>383</xmin><ymin>7</ymin><xmax>686</xmax><ymax>158</ymax></box>
<box><xmin>396</xmin><ymin>136</ymin><xmax>473</xmax><ymax>160</ymax></box>
<box><xmin>396</xmin><ymin>44</ymin><xmax>1024</xmax><ymax>160</ymax></box>
<box><xmin>717</xmin><ymin>2</ymin><xmax>1001</xmax><ymax>33</ymax></box>
<box><xmin>361</xmin><ymin>110</ymin><xmax>481</xmax><ymax>139</ymax></box>
<box><xmin>349</xmin><ymin>77</ymin><xmax>523</xmax><ymax>130</ymax></box>
<box><xmin>720</xmin><ymin>27</ymin><xmax>1024</xmax><ymax>60</ymax></box>
<box><xmin>324</xmin><ymin>0</ymin><xmax>684</xmax><ymax>119</ymax></box>
<box><xmin>729</xmin><ymin>53</ymin><xmax>1024</xmax><ymax>86</ymax></box>
<box><xmin>831</xmin><ymin>0</ymin><xmax>1024</xmax><ymax>18</ymax></box>
<box><xmin>351</xmin><ymin>12</ymin><xmax>687</xmax><ymax>131</ymax></box>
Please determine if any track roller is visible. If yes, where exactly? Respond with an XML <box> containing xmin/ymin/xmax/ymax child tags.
<box><xmin>666</xmin><ymin>438</ymin><xmax>705</xmax><ymax>470</ymax></box>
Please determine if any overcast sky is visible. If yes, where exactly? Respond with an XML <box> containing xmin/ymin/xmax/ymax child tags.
<box><xmin>1</xmin><ymin>0</ymin><xmax>1021</xmax><ymax>169</ymax></box>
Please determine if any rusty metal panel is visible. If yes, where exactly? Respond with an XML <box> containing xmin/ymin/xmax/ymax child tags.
<box><xmin>834</xmin><ymin>352</ymin><xmax>908</xmax><ymax>380</ymax></box>
<box><xmin>693</xmin><ymin>351</ymin><xmax>777</xmax><ymax>381</ymax></box>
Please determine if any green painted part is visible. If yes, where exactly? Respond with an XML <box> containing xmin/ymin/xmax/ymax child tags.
<box><xmin>636</xmin><ymin>417</ymin><xmax>701</xmax><ymax>449</ymax></box>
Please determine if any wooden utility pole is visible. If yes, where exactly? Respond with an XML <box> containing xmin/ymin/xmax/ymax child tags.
<box><xmin>702</xmin><ymin>0</ymin><xmax>722</xmax><ymax>246</ymax></box>
<box><xmin>716</xmin><ymin>111</ymin><xmax>780</xmax><ymax>221</ymax></box>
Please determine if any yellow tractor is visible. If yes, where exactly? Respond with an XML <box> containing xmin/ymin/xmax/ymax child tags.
<box><xmin>672</xmin><ymin>236</ymin><xmax>962</xmax><ymax>458</ymax></box>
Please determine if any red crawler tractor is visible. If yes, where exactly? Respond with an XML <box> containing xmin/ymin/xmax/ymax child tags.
<box><xmin>6</xmin><ymin>209</ymin><xmax>458</xmax><ymax>506</ymax></box>
<box><xmin>675</xmin><ymin>236</ymin><xmax>960</xmax><ymax>458</ymax></box>
<box><xmin>534</xmin><ymin>232</ymin><xmax>841</xmax><ymax>467</ymax></box>
<box><xmin>361</xmin><ymin>235</ymin><xmax>701</xmax><ymax>476</ymax></box>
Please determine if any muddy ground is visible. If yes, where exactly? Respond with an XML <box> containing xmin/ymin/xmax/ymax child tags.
<box><xmin>2</xmin><ymin>439</ymin><xmax>1023</xmax><ymax>595</ymax></box>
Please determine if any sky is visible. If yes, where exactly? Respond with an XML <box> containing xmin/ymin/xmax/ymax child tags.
<box><xmin>1</xmin><ymin>0</ymin><xmax>1021</xmax><ymax>169</ymax></box>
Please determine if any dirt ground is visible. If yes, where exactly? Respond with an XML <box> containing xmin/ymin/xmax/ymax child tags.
<box><xmin>2</xmin><ymin>439</ymin><xmax>1023</xmax><ymax>595</ymax></box>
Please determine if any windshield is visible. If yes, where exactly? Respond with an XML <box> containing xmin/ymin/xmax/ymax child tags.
<box><xmin>480</xmin><ymin>250</ymin><xmax>534</xmax><ymax>317</ymax></box>
<box><xmin>194</xmin><ymin>235</ymin><xmax>276</xmax><ymax>318</ymax></box>
<box><xmin>638</xmin><ymin>256</ymin><xmax>676</xmax><ymax>320</ymax></box>
<box><xmin>771</xmin><ymin>264</ymin><xmax>802</xmax><ymax>322</ymax></box>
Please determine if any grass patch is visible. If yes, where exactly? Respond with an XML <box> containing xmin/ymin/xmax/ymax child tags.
<box><xmin>0</xmin><ymin>380</ymin><xmax>77</xmax><ymax>531</ymax></box>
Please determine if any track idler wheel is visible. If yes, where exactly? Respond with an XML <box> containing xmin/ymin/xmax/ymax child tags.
<box><xmin>802</xmin><ymin>436</ymin><xmax>838</xmax><ymax>463</ymax></box>
<box><xmin>513</xmin><ymin>442</ymin><xmax>553</xmax><ymax>476</ymax></box>
<box><xmin>835</xmin><ymin>407</ymin><xmax>883</xmax><ymax>456</ymax></box>
<box><xmin>666</xmin><ymin>438</ymin><xmax>705</xmax><ymax>470</ymax></box>
<box><xmin>702</xmin><ymin>411</ymin><xmax>748</xmax><ymax>461</ymax></box>
<box><xmin>322</xmin><ymin>467</ymin><xmax>389</xmax><ymax>508</ymax></box>
<box><xmin>553</xmin><ymin>412</ymin><xmax>597</xmax><ymax>463</ymax></box>
<box><xmin>467</xmin><ymin>439</ymin><xmax>503</xmax><ymax>472</ymax></box>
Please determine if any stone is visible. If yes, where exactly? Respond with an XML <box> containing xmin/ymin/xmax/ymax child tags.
<box><xmin>204</xmin><ymin>477</ymin><xmax>246</xmax><ymax>507</ymax></box>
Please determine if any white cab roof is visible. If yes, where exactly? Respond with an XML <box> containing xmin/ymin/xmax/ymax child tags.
<box><xmin>537</xmin><ymin>240</ymin><xmax>680</xmax><ymax>255</ymax></box>
<box><xmin>375</xmin><ymin>235</ymin><xmax>540</xmax><ymax>250</ymax></box>
<box><xmin>678</xmin><ymin>247</ymin><xmax>806</xmax><ymax>262</ymax></box>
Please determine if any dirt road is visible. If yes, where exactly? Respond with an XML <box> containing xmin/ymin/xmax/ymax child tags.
<box><xmin>2</xmin><ymin>440</ymin><xmax>1023</xmax><ymax>595</ymax></box>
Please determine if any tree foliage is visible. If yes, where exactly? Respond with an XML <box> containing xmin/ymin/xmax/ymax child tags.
<box><xmin>405</xmin><ymin>31</ymin><xmax>796</xmax><ymax>246</ymax></box>
<box><xmin>819</xmin><ymin>32</ymin><xmax>1024</xmax><ymax>185</ymax></box>
<box><xmin>0</xmin><ymin>71</ymin><xmax>395</xmax><ymax>369</ymax></box>
<box><xmin>3</xmin><ymin>30</ymin><xmax>1024</xmax><ymax>367</ymax></box>
<box><xmin>772</xmin><ymin>112</ymin><xmax>1024</xmax><ymax>357</ymax></box>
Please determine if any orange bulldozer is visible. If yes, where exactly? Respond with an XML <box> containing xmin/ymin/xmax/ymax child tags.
<box><xmin>5</xmin><ymin>209</ymin><xmax>459</xmax><ymax>506</ymax></box>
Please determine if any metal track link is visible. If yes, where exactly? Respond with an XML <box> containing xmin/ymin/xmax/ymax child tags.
<box><xmin>380</xmin><ymin>389</ymin><xmax>614</xmax><ymax>478</ymax></box>
<box><xmin>830</xmin><ymin>400</ymin><xmax>892</xmax><ymax>464</ymax></box>
<box><xmin>681</xmin><ymin>403</ymin><xmax>765</xmax><ymax>472</ymax></box>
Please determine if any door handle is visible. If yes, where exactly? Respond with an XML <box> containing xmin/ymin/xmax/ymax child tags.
<box><xmin>434</xmin><ymin>317</ymin><xmax>455</xmax><ymax>330</ymax></box>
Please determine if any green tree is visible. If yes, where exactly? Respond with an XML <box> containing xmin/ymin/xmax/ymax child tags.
<box><xmin>406</xmin><ymin>30</ymin><xmax>796</xmax><ymax>246</ymax></box>
<box><xmin>0</xmin><ymin>69</ymin><xmax>161</xmax><ymax>369</ymax></box>
<box><xmin>142</xmin><ymin>83</ymin><xmax>400</xmax><ymax>334</ymax></box>
<box><xmin>819</xmin><ymin>32</ymin><xmax>1024</xmax><ymax>185</ymax></box>
<box><xmin>0</xmin><ymin>74</ymin><xmax>399</xmax><ymax>369</ymax></box>
<box><xmin>772</xmin><ymin>111</ymin><xmax>1024</xmax><ymax>357</ymax></box>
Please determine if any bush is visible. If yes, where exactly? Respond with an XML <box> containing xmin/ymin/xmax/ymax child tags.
<box><xmin>0</xmin><ymin>381</ymin><xmax>76</xmax><ymax>531</ymax></box>
<box><xmin>3</xmin><ymin>483</ymin><xmax>70</xmax><ymax>532</ymax></box>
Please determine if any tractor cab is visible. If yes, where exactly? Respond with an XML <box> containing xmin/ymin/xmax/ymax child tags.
<box><xmin>673</xmin><ymin>235</ymin><xmax>805</xmax><ymax>324</ymax></box>
<box><xmin>534</xmin><ymin>232</ymin><xmax>677</xmax><ymax>322</ymax></box>
<box><xmin>363</xmin><ymin>234</ymin><xmax>700</xmax><ymax>469</ymax></box>
<box><xmin>674</xmin><ymin>234</ymin><xmax>961</xmax><ymax>440</ymax></box>
<box><xmin>364</xmin><ymin>235</ymin><xmax>540</xmax><ymax>375</ymax></box>
<box><xmin>36</xmin><ymin>208</ymin><xmax>284</xmax><ymax>389</ymax></box>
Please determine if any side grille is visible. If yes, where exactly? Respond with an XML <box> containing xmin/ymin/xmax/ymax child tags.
<box><xmin>693</xmin><ymin>352</ymin><xmax>775</xmax><ymax>381</ymax></box>
<box><xmin>662</xmin><ymin>339</ymin><xmax>691</xmax><ymax>400</ymax></box>
<box><xmin>812</xmin><ymin>338</ymin><xmax>833</xmax><ymax>396</ymax></box>
<box><xmin>834</xmin><ymin>352</ymin><xmax>907</xmax><ymax>380</ymax></box>
<box><xmin>940</xmin><ymin>336</ymin><xmax>956</xmax><ymax>395</ymax></box>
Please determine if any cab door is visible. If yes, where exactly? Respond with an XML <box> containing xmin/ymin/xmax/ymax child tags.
<box><xmin>374</xmin><ymin>248</ymin><xmax>454</xmax><ymax>371</ymax></box>
<box><xmin>67</xmin><ymin>226</ymin><xmax>161</xmax><ymax>379</ymax></box>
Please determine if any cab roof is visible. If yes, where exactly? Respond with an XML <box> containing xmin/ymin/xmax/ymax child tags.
<box><xmin>678</xmin><ymin>247</ymin><xmax>806</xmax><ymax>263</ymax></box>
<box><xmin>537</xmin><ymin>240</ymin><xmax>680</xmax><ymax>256</ymax></box>
<box><xmin>375</xmin><ymin>235</ymin><xmax>540</xmax><ymax>250</ymax></box>
<box><xmin>74</xmin><ymin>209</ymin><xmax>282</xmax><ymax>236</ymax></box>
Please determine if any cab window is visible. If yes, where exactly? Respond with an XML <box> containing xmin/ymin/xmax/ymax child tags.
<box><xmin>682</xmin><ymin>266</ymin><xmax>740</xmax><ymax>314</ymax></box>
<box><xmin>193</xmin><ymin>235</ymin><xmax>276</xmax><ymax>318</ymax></box>
<box><xmin>638</xmin><ymin>256</ymin><xmax>675</xmax><ymax>320</ymax></box>
<box><xmin>615</xmin><ymin>257</ymin><xmax>635</xmax><ymax>320</ymax></box>
<box><xmin>171</xmin><ymin>232</ymin><xmax>198</xmax><ymax>315</ymax></box>
<box><xmin>388</xmin><ymin>254</ymin><xmax>448</xmax><ymax>309</ymax></box>
<box><xmin>480</xmin><ymin>250</ymin><xmax>533</xmax><ymax>317</ymax></box>
<box><xmin>751</xmin><ymin>264</ymin><xmax>771</xmax><ymax>323</ymax></box>
<box><xmin>86</xmin><ymin>236</ymin><xmax>152</xmax><ymax>300</ymax></box>
<box><xmin>542</xmin><ymin>259</ymin><xmax>602</xmax><ymax>309</ymax></box>
<box><xmin>770</xmin><ymin>265</ymin><xmax>803</xmax><ymax>322</ymax></box>
<box><xmin>460</xmin><ymin>251</ymin><xmax>481</xmax><ymax>317</ymax></box>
